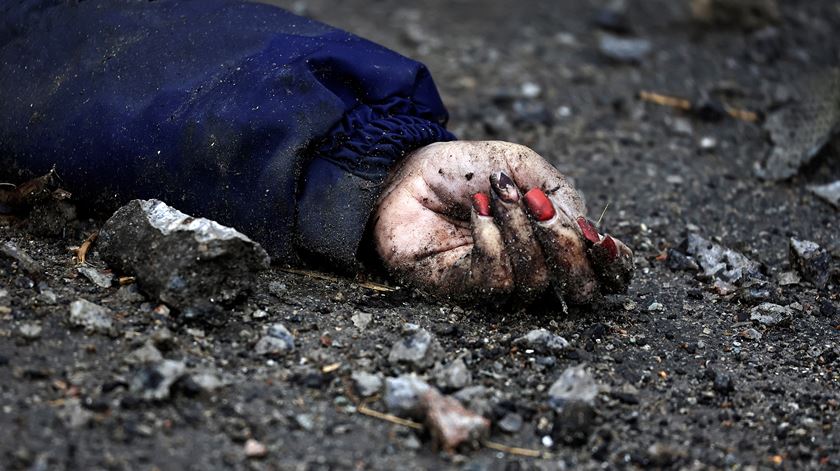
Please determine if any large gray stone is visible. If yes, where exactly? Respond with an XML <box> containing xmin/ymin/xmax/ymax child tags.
<box><xmin>98</xmin><ymin>199</ymin><xmax>270</xmax><ymax>314</ymax></box>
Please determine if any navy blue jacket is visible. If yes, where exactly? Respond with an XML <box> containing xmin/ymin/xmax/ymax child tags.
<box><xmin>0</xmin><ymin>0</ymin><xmax>455</xmax><ymax>267</ymax></box>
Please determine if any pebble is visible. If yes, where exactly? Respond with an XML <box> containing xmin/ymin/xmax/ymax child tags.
<box><xmin>548</xmin><ymin>365</ymin><xmax>600</xmax><ymax>408</ymax></box>
<box><xmin>739</xmin><ymin>328</ymin><xmax>763</xmax><ymax>341</ymax></box>
<box><xmin>453</xmin><ymin>385</ymin><xmax>493</xmax><ymax>418</ymax></box>
<box><xmin>750</xmin><ymin>303</ymin><xmax>793</xmax><ymax>326</ymax></box>
<box><xmin>294</xmin><ymin>414</ymin><xmax>315</xmax><ymax>431</ymax></box>
<box><xmin>17</xmin><ymin>322</ymin><xmax>42</xmax><ymax>340</ymax></box>
<box><xmin>422</xmin><ymin>387</ymin><xmax>489</xmax><ymax>452</ymax></box>
<box><xmin>188</xmin><ymin>371</ymin><xmax>225</xmax><ymax>394</ymax></box>
<box><xmin>255</xmin><ymin>323</ymin><xmax>295</xmax><ymax>357</ymax></box>
<box><xmin>68</xmin><ymin>298</ymin><xmax>114</xmax><ymax>335</ymax></box>
<box><xmin>598</xmin><ymin>33</ymin><xmax>651</xmax><ymax>63</ymax></box>
<box><xmin>681</xmin><ymin>234</ymin><xmax>763</xmax><ymax>284</ymax></box>
<box><xmin>351</xmin><ymin>312</ymin><xmax>372</xmax><ymax>330</ymax></box>
<box><xmin>497</xmin><ymin>412</ymin><xmax>523</xmax><ymax>433</ymax></box>
<box><xmin>433</xmin><ymin>358</ymin><xmax>472</xmax><ymax>391</ymax></box>
<box><xmin>789</xmin><ymin>238</ymin><xmax>832</xmax><ymax>288</ymax></box>
<box><xmin>351</xmin><ymin>371</ymin><xmax>383</xmax><ymax>397</ymax></box>
<box><xmin>777</xmin><ymin>271</ymin><xmax>801</xmax><ymax>286</ymax></box>
<box><xmin>76</xmin><ymin>265</ymin><xmax>113</xmax><ymax>288</ymax></box>
<box><xmin>244</xmin><ymin>438</ymin><xmax>268</xmax><ymax>459</ymax></box>
<box><xmin>97</xmin><ymin>199</ymin><xmax>270</xmax><ymax>314</ymax></box>
<box><xmin>513</xmin><ymin>329</ymin><xmax>570</xmax><ymax>354</ymax></box>
<box><xmin>384</xmin><ymin>374</ymin><xmax>431</xmax><ymax>418</ymax></box>
<box><xmin>647</xmin><ymin>302</ymin><xmax>664</xmax><ymax>312</ymax></box>
<box><xmin>130</xmin><ymin>359</ymin><xmax>186</xmax><ymax>401</ymax></box>
<box><xmin>124</xmin><ymin>342</ymin><xmax>164</xmax><ymax>365</ymax></box>
<box><xmin>807</xmin><ymin>180</ymin><xmax>840</xmax><ymax>208</ymax></box>
<box><xmin>387</xmin><ymin>324</ymin><xmax>442</xmax><ymax>370</ymax></box>
<box><xmin>0</xmin><ymin>241</ymin><xmax>43</xmax><ymax>277</ymax></box>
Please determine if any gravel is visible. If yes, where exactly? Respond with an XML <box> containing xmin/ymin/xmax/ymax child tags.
<box><xmin>68</xmin><ymin>298</ymin><xmax>115</xmax><ymax>335</ymax></box>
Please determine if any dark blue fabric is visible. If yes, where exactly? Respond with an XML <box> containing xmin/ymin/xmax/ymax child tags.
<box><xmin>0</xmin><ymin>0</ymin><xmax>455</xmax><ymax>266</ymax></box>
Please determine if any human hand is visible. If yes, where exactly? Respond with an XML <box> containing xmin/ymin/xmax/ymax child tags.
<box><xmin>372</xmin><ymin>141</ymin><xmax>634</xmax><ymax>304</ymax></box>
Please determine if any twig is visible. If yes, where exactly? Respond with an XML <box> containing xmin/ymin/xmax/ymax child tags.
<box><xmin>596</xmin><ymin>202</ymin><xmax>610</xmax><ymax>227</ymax></box>
<box><xmin>76</xmin><ymin>231</ymin><xmax>98</xmax><ymax>264</ymax></box>
<box><xmin>278</xmin><ymin>267</ymin><xmax>396</xmax><ymax>292</ymax></box>
<box><xmin>482</xmin><ymin>439</ymin><xmax>553</xmax><ymax>459</ymax></box>
<box><xmin>357</xmin><ymin>405</ymin><xmax>423</xmax><ymax>430</ymax></box>
<box><xmin>639</xmin><ymin>90</ymin><xmax>758</xmax><ymax>123</ymax></box>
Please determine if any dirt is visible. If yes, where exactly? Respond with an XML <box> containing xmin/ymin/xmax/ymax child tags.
<box><xmin>1</xmin><ymin>0</ymin><xmax>839</xmax><ymax>469</ymax></box>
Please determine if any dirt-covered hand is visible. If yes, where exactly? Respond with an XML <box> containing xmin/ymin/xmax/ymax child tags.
<box><xmin>372</xmin><ymin>141</ymin><xmax>634</xmax><ymax>304</ymax></box>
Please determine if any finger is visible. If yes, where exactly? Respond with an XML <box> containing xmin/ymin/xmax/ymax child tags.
<box><xmin>578</xmin><ymin>217</ymin><xmax>634</xmax><ymax>294</ymax></box>
<box><xmin>523</xmin><ymin>188</ymin><xmax>599</xmax><ymax>304</ymax></box>
<box><xmin>464</xmin><ymin>193</ymin><xmax>514</xmax><ymax>296</ymax></box>
<box><xmin>489</xmin><ymin>171</ymin><xmax>550</xmax><ymax>299</ymax></box>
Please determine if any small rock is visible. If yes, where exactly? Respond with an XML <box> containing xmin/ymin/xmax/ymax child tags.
<box><xmin>552</xmin><ymin>400</ymin><xmax>596</xmax><ymax>446</ymax></box>
<box><xmin>130</xmin><ymin>359</ymin><xmax>187</xmax><ymax>401</ymax></box>
<box><xmin>433</xmin><ymin>358</ymin><xmax>472</xmax><ymax>392</ymax></box>
<box><xmin>497</xmin><ymin>412</ymin><xmax>523</xmax><ymax>433</ymax></box>
<box><xmin>115</xmin><ymin>284</ymin><xmax>146</xmax><ymax>303</ymax></box>
<box><xmin>97</xmin><ymin>199</ymin><xmax>270</xmax><ymax>313</ymax></box>
<box><xmin>387</xmin><ymin>324</ymin><xmax>442</xmax><ymax>370</ymax></box>
<box><xmin>789</xmin><ymin>238</ymin><xmax>832</xmax><ymax>288</ymax></box>
<box><xmin>777</xmin><ymin>271</ymin><xmax>801</xmax><ymax>286</ymax></box>
<box><xmin>254</xmin><ymin>323</ymin><xmax>295</xmax><ymax>357</ymax></box>
<box><xmin>699</xmin><ymin>136</ymin><xmax>717</xmax><ymax>150</ymax></box>
<box><xmin>244</xmin><ymin>438</ymin><xmax>268</xmax><ymax>459</ymax></box>
<box><xmin>57</xmin><ymin>398</ymin><xmax>93</xmax><ymax>428</ymax></box>
<box><xmin>453</xmin><ymin>385</ymin><xmax>493</xmax><ymax>418</ymax></box>
<box><xmin>351</xmin><ymin>312</ymin><xmax>372</xmax><ymax>330</ymax></box>
<box><xmin>0</xmin><ymin>241</ymin><xmax>43</xmax><ymax>277</ymax></box>
<box><xmin>150</xmin><ymin>327</ymin><xmax>177</xmax><ymax>351</ymax></box>
<box><xmin>384</xmin><ymin>374</ymin><xmax>432</xmax><ymax>419</ymax></box>
<box><xmin>712</xmin><ymin>371</ymin><xmax>735</xmax><ymax>394</ymax></box>
<box><xmin>807</xmin><ymin>180</ymin><xmax>840</xmax><ymax>208</ymax></box>
<box><xmin>17</xmin><ymin>323</ymin><xmax>42</xmax><ymax>340</ymax></box>
<box><xmin>188</xmin><ymin>371</ymin><xmax>225</xmax><ymax>394</ymax></box>
<box><xmin>548</xmin><ymin>365</ymin><xmax>600</xmax><ymax>408</ymax></box>
<box><xmin>294</xmin><ymin>414</ymin><xmax>314</xmax><ymax>431</ymax></box>
<box><xmin>351</xmin><ymin>371</ymin><xmax>383</xmax><ymax>397</ymax></box>
<box><xmin>647</xmin><ymin>302</ymin><xmax>664</xmax><ymax>312</ymax></box>
<box><xmin>750</xmin><ymin>303</ymin><xmax>793</xmax><ymax>326</ymax></box>
<box><xmin>76</xmin><ymin>265</ymin><xmax>114</xmax><ymax>288</ymax></box>
<box><xmin>422</xmin><ymin>388</ymin><xmax>490</xmax><ymax>452</ymax></box>
<box><xmin>125</xmin><ymin>342</ymin><xmax>164</xmax><ymax>365</ymax></box>
<box><xmin>68</xmin><ymin>298</ymin><xmax>114</xmax><ymax>335</ymax></box>
<box><xmin>739</xmin><ymin>328</ymin><xmax>763</xmax><ymax>341</ymax></box>
<box><xmin>513</xmin><ymin>329</ymin><xmax>570</xmax><ymax>354</ymax></box>
<box><xmin>681</xmin><ymin>234</ymin><xmax>763</xmax><ymax>284</ymax></box>
<box><xmin>598</xmin><ymin>33</ymin><xmax>651</xmax><ymax>63</ymax></box>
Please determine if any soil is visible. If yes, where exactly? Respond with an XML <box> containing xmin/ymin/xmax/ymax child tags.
<box><xmin>1</xmin><ymin>0</ymin><xmax>839</xmax><ymax>469</ymax></box>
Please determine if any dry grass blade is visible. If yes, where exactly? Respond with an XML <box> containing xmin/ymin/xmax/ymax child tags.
<box><xmin>278</xmin><ymin>267</ymin><xmax>395</xmax><ymax>292</ymax></box>
<box><xmin>481</xmin><ymin>439</ymin><xmax>553</xmax><ymax>459</ymax></box>
<box><xmin>639</xmin><ymin>90</ymin><xmax>758</xmax><ymax>123</ymax></box>
<box><xmin>76</xmin><ymin>231</ymin><xmax>98</xmax><ymax>265</ymax></box>
<box><xmin>357</xmin><ymin>405</ymin><xmax>423</xmax><ymax>430</ymax></box>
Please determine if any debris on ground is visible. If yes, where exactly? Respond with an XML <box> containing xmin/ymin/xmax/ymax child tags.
<box><xmin>76</xmin><ymin>264</ymin><xmax>114</xmax><ymax>289</ymax></box>
<box><xmin>244</xmin><ymin>439</ymin><xmax>268</xmax><ymax>459</ymax></box>
<box><xmin>749</xmin><ymin>302</ymin><xmax>793</xmax><ymax>326</ymax></box>
<box><xmin>547</xmin><ymin>365</ymin><xmax>601</xmax><ymax>408</ymax></box>
<box><xmin>758</xmin><ymin>68</ymin><xmax>840</xmax><ymax>180</ymax></box>
<box><xmin>68</xmin><ymin>298</ymin><xmax>115</xmax><ymax>335</ymax></box>
<box><xmin>421</xmin><ymin>387</ymin><xmax>490</xmax><ymax>452</ymax></box>
<box><xmin>807</xmin><ymin>180</ymin><xmax>840</xmax><ymax>208</ymax></box>
<box><xmin>129</xmin><ymin>359</ymin><xmax>187</xmax><ymax>401</ymax></box>
<box><xmin>254</xmin><ymin>323</ymin><xmax>295</xmax><ymax>357</ymax></box>
<box><xmin>598</xmin><ymin>33</ymin><xmax>650</xmax><ymax>63</ymax></box>
<box><xmin>669</xmin><ymin>234</ymin><xmax>764</xmax><ymax>291</ymax></box>
<box><xmin>789</xmin><ymin>238</ymin><xmax>832</xmax><ymax>288</ymax></box>
<box><xmin>384</xmin><ymin>374</ymin><xmax>432</xmax><ymax>418</ymax></box>
<box><xmin>432</xmin><ymin>357</ymin><xmax>472</xmax><ymax>391</ymax></box>
<box><xmin>352</xmin><ymin>371</ymin><xmax>383</xmax><ymax>397</ymax></box>
<box><xmin>513</xmin><ymin>329</ymin><xmax>570</xmax><ymax>355</ymax></box>
<box><xmin>387</xmin><ymin>323</ymin><xmax>443</xmax><ymax>370</ymax></box>
<box><xmin>0</xmin><ymin>241</ymin><xmax>43</xmax><ymax>277</ymax></box>
<box><xmin>97</xmin><ymin>199</ymin><xmax>270</xmax><ymax>315</ymax></box>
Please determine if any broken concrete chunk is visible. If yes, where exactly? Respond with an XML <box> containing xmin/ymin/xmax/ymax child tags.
<box><xmin>548</xmin><ymin>365</ymin><xmax>600</xmax><ymax>408</ymax></box>
<box><xmin>98</xmin><ymin>199</ymin><xmax>270</xmax><ymax>314</ymax></box>
<box><xmin>421</xmin><ymin>388</ymin><xmax>490</xmax><ymax>452</ymax></box>
<box><xmin>77</xmin><ymin>265</ymin><xmax>114</xmax><ymax>289</ymax></box>
<box><xmin>807</xmin><ymin>181</ymin><xmax>840</xmax><ymax>208</ymax></box>
<box><xmin>749</xmin><ymin>302</ymin><xmax>793</xmax><ymax>326</ymax></box>
<box><xmin>129</xmin><ymin>359</ymin><xmax>187</xmax><ymax>401</ymax></box>
<box><xmin>384</xmin><ymin>374</ymin><xmax>432</xmax><ymax>419</ymax></box>
<box><xmin>254</xmin><ymin>323</ymin><xmax>295</xmax><ymax>357</ymax></box>
<box><xmin>790</xmin><ymin>238</ymin><xmax>832</xmax><ymax>288</ymax></box>
<box><xmin>680</xmin><ymin>234</ymin><xmax>763</xmax><ymax>284</ymax></box>
<box><xmin>387</xmin><ymin>323</ymin><xmax>442</xmax><ymax>370</ymax></box>
<box><xmin>433</xmin><ymin>358</ymin><xmax>472</xmax><ymax>392</ymax></box>
<box><xmin>351</xmin><ymin>371</ymin><xmax>383</xmax><ymax>397</ymax></box>
<box><xmin>513</xmin><ymin>329</ymin><xmax>570</xmax><ymax>354</ymax></box>
<box><xmin>68</xmin><ymin>298</ymin><xmax>114</xmax><ymax>335</ymax></box>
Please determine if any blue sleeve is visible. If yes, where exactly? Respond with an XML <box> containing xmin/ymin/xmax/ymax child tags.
<box><xmin>0</xmin><ymin>0</ymin><xmax>455</xmax><ymax>267</ymax></box>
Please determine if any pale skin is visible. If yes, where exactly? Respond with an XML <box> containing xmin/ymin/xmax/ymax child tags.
<box><xmin>373</xmin><ymin>141</ymin><xmax>634</xmax><ymax>304</ymax></box>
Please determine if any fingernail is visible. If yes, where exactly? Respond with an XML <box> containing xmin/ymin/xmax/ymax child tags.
<box><xmin>489</xmin><ymin>171</ymin><xmax>519</xmax><ymax>202</ymax></box>
<box><xmin>597</xmin><ymin>234</ymin><xmax>619</xmax><ymax>259</ymax></box>
<box><xmin>472</xmin><ymin>192</ymin><xmax>491</xmax><ymax>216</ymax></box>
<box><xmin>524</xmin><ymin>188</ymin><xmax>556</xmax><ymax>221</ymax></box>
<box><xmin>577</xmin><ymin>216</ymin><xmax>601</xmax><ymax>244</ymax></box>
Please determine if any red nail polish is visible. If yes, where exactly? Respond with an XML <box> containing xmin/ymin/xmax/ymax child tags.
<box><xmin>472</xmin><ymin>193</ymin><xmax>491</xmax><ymax>216</ymax></box>
<box><xmin>577</xmin><ymin>217</ymin><xmax>600</xmax><ymax>243</ymax></box>
<box><xmin>524</xmin><ymin>188</ymin><xmax>556</xmax><ymax>221</ymax></box>
<box><xmin>599</xmin><ymin>234</ymin><xmax>618</xmax><ymax>259</ymax></box>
